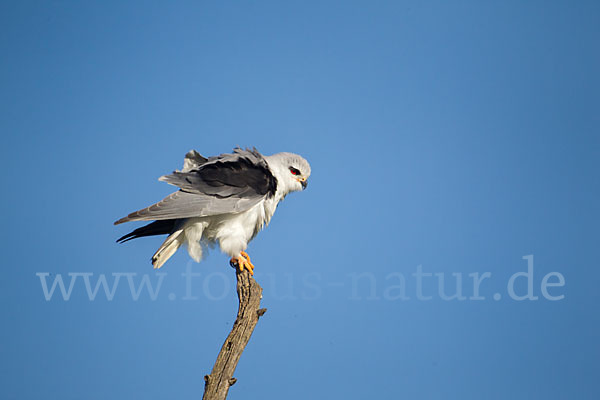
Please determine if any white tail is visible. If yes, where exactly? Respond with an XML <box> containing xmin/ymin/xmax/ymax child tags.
<box><xmin>152</xmin><ymin>229</ymin><xmax>184</xmax><ymax>269</ymax></box>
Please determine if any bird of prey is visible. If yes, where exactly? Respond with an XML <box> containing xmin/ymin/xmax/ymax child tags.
<box><xmin>114</xmin><ymin>147</ymin><xmax>311</xmax><ymax>273</ymax></box>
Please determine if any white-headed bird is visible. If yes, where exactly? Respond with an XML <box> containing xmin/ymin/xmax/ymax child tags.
<box><xmin>115</xmin><ymin>148</ymin><xmax>311</xmax><ymax>274</ymax></box>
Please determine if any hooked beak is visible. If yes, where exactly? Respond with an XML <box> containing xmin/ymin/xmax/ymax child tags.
<box><xmin>298</xmin><ymin>177</ymin><xmax>308</xmax><ymax>190</ymax></box>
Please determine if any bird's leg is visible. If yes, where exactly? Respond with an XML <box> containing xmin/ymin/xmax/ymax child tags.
<box><xmin>229</xmin><ymin>251</ymin><xmax>255</xmax><ymax>275</ymax></box>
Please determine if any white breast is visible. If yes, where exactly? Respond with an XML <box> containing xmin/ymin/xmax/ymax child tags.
<box><xmin>182</xmin><ymin>195</ymin><xmax>281</xmax><ymax>259</ymax></box>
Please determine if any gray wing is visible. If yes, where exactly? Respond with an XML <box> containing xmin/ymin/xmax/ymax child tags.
<box><xmin>113</xmin><ymin>190</ymin><xmax>266</xmax><ymax>224</ymax></box>
<box><xmin>114</xmin><ymin>148</ymin><xmax>277</xmax><ymax>225</ymax></box>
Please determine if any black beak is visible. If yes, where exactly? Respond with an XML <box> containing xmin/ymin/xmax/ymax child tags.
<box><xmin>301</xmin><ymin>180</ymin><xmax>308</xmax><ymax>190</ymax></box>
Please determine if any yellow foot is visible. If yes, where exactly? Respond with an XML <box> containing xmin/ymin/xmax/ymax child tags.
<box><xmin>229</xmin><ymin>251</ymin><xmax>255</xmax><ymax>275</ymax></box>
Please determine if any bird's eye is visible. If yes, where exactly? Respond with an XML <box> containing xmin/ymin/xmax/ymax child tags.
<box><xmin>289</xmin><ymin>167</ymin><xmax>300</xmax><ymax>176</ymax></box>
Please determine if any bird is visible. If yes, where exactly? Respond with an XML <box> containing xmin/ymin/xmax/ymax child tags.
<box><xmin>114</xmin><ymin>147</ymin><xmax>311</xmax><ymax>274</ymax></box>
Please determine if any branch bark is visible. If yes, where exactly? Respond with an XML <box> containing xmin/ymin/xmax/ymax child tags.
<box><xmin>202</xmin><ymin>268</ymin><xmax>266</xmax><ymax>400</ymax></box>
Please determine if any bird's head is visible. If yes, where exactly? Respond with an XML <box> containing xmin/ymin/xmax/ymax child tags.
<box><xmin>265</xmin><ymin>152</ymin><xmax>311</xmax><ymax>195</ymax></box>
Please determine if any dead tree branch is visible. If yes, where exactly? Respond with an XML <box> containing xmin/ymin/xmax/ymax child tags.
<box><xmin>202</xmin><ymin>268</ymin><xmax>266</xmax><ymax>400</ymax></box>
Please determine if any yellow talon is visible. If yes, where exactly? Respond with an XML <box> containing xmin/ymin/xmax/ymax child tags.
<box><xmin>230</xmin><ymin>252</ymin><xmax>255</xmax><ymax>275</ymax></box>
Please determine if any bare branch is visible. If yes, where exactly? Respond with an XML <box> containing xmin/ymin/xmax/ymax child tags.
<box><xmin>202</xmin><ymin>269</ymin><xmax>265</xmax><ymax>400</ymax></box>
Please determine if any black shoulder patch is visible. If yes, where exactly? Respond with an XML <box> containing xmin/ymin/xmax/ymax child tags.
<box><xmin>198</xmin><ymin>157</ymin><xmax>277</xmax><ymax>197</ymax></box>
<box><xmin>160</xmin><ymin>151</ymin><xmax>278</xmax><ymax>199</ymax></box>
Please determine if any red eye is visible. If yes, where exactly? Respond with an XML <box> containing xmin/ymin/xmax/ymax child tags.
<box><xmin>289</xmin><ymin>167</ymin><xmax>300</xmax><ymax>175</ymax></box>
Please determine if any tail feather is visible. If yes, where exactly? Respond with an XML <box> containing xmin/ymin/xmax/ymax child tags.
<box><xmin>116</xmin><ymin>220</ymin><xmax>176</xmax><ymax>243</ymax></box>
<box><xmin>152</xmin><ymin>229</ymin><xmax>184</xmax><ymax>269</ymax></box>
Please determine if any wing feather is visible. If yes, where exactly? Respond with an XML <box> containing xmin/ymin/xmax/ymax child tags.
<box><xmin>114</xmin><ymin>148</ymin><xmax>277</xmax><ymax>225</ymax></box>
<box><xmin>114</xmin><ymin>190</ymin><xmax>265</xmax><ymax>225</ymax></box>
<box><xmin>159</xmin><ymin>148</ymin><xmax>277</xmax><ymax>196</ymax></box>
<box><xmin>181</xmin><ymin>150</ymin><xmax>208</xmax><ymax>172</ymax></box>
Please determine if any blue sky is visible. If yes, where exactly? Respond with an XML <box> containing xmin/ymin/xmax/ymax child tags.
<box><xmin>1</xmin><ymin>1</ymin><xmax>599</xmax><ymax>399</ymax></box>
